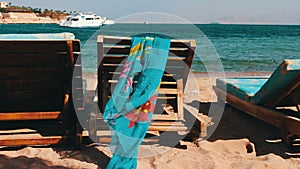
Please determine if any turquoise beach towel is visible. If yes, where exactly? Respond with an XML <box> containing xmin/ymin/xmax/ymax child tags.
<box><xmin>103</xmin><ymin>36</ymin><xmax>170</xmax><ymax>169</ymax></box>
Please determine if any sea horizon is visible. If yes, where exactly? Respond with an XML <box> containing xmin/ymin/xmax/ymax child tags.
<box><xmin>115</xmin><ymin>22</ymin><xmax>300</xmax><ymax>26</ymax></box>
<box><xmin>2</xmin><ymin>22</ymin><xmax>300</xmax><ymax>26</ymax></box>
<box><xmin>1</xmin><ymin>23</ymin><xmax>299</xmax><ymax>73</ymax></box>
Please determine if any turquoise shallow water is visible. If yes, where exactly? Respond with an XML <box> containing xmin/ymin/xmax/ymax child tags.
<box><xmin>1</xmin><ymin>23</ymin><xmax>300</xmax><ymax>73</ymax></box>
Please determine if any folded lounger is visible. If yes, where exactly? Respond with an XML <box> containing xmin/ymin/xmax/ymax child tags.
<box><xmin>213</xmin><ymin>59</ymin><xmax>300</xmax><ymax>147</ymax></box>
<box><xmin>0</xmin><ymin>32</ymin><xmax>84</xmax><ymax>146</ymax></box>
<box><xmin>92</xmin><ymin>35</ymin><xmax>202</xmax><ymax>143</ymax></box>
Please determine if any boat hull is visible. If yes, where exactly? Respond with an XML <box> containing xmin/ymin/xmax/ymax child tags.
<box><xmin>60</xmin><ymin>21</ymin><xmax>102</xmax><ymax>28</ymax></box>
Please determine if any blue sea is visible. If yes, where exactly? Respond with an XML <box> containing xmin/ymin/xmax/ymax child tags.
<box><xmin>1</xmin><ymin>23</ymin><xmax>300</xmax><ymax>73</ymax></box>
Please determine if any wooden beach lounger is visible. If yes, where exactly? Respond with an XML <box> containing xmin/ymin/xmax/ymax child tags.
<box><xmin>92</xmin><ymin>35</ymin><xmax>201</xmax><ymax>143</ymax></box>
<box><xmin>0</xmin><ymin>33</ymin><xmax>84</xmax><ymax>147</ymax></box>
<box><xmin>213</xmin><ymin>59</ymin><xmax>300</xmax><ymax>148</ymax></box>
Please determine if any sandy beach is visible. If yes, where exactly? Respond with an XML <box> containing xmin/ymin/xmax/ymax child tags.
<box><xmin>0</xmin><ymin>72</ymin><xmax>299</xmax><ymax>169</ymax></box>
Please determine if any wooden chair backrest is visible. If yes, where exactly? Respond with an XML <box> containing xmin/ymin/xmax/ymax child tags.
<box><xmin>97</xmin><ymin>35</ymin><xmax>196</xmax><ymax>114</ymax></box>
<box><xmin>0</xmin><ymin>39</ymin><xmax>82</xmax><ymax>113</ymax></box>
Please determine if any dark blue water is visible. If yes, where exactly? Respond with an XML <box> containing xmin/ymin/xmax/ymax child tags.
<box><xmin>1</xmin><ymin>23</ymin><xmax>300</xmax><ymax>73</ymax></box>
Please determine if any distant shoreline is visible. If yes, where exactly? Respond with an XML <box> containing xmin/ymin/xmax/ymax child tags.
<box><xmin>0</xmin><ymin>18</ymin><xmax>59</xmax><ymax>24</ymax></box>
<box><xmin>0</xmin><ymin>12</ymin><xmax>59</xmax><ymax>24</ymax></box>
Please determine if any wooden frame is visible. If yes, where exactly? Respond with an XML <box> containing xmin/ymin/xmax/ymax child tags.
<box><xmin>213</xmin><ymin>75</ymin><xmax>300</xmax><ymax>147</ymax></box>
<box><xmin>92</xmin><ymin>35</ymin><xmax>196</xmax><ymax>141</ymax></box>
<box><xmin>214</xmin><ymin>86</ymin><xmax>300</xmax><ymax>134</ymax></box>
<box><xmin>0</xmin><ymin>37</ymin><xmax>84</xmax><ymax>146</ymax></box>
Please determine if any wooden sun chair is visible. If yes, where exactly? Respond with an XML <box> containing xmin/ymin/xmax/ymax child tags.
<box><xmin>92</xmin><ymin>35</ymin><xmax>197</xmax><ymax>142</ymax></box>
<box><xmin>0</xmin><ymin>33</ymin><xmax>84</xmax><ymax>147</ymax></box>
<box><xmin>213</xmin><ymin>59</ymin><xmax>300</xmax><ymax>148</ymax></box>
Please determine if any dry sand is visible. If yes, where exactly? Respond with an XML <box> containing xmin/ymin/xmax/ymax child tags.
<box><xmin>0</xmin><ymin>72</ymin><xmax>300</xmax><ymax>169</ymax></box>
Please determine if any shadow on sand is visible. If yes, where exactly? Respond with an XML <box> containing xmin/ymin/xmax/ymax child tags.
<box><xmin>187</xmin><ymin>100</ymin><xmax>300</xmax><ymax>159</ymax></box>
<box><xmin>0</xmin><ymin>144</ymin><xmax>110</xmax><ymax>169</ymax></box>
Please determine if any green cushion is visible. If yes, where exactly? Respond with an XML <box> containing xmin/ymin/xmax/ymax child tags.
<box><xmin>216</xmin><ymin>77</ymin><xmax>268</xmax><ymax>101</ymax></box>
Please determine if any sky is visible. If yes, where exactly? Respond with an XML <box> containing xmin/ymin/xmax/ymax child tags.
<box><xmin>5</xmin><ymin>0</ymin><xmax>300</xmax><ymax>24</ymax></box>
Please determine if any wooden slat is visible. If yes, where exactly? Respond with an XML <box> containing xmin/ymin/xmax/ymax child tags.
<box><xmin>102</xmin><ymin>56</ymin><xmax>127</xmax><ymax>64</ymax></box>
<box><xmin>102</xmin><ymin>35</ymin><xmax>192</xmax><ymax>47</ymax></box>
<box><xmin>158</xmin><ymin>88</ymin><xmax>178</xmax><ymax>94</ymax></box>
<box><xmin>148</xmin><ymin>125</ymin><xmax>188</xmax><ymax>131</ymax></box>
<box><xmin>103</xmin><ymin>46</ymin><xmax>190</xmax><ymax>57</ymax></box>
<box><xmin>98</xmin><ymin>137</ymin><xmax>112</xmax><ymax>143</ymax></box>
<box><xmin>0</xmin><ymin>41</ymin><xmax>72</xmax><ymax>53</ymax></box>
<box><xmin>157</xmin><ymin>96</ymin><xmax>176</xmax><ymax>99</ymax></box>
<box><xmin>0</xmin><ymin>97</ymin><xmax>64</xmax><ymax>105</ymax></box>
<box><xmin>170</xmin><ymin>41</ymin><xmax>192</xmax><ymax>48</ymax></box>
<box><xmin>166</xmin><ymin>59</ymin><xmax>187</xmax><ymax>67</ymax></box>
<box><xmin>0</xmin><ymin>102</ymin><xmax>63</xmax><ymax>112</ymax></box>
<box><xmin>150</xmin><ymin>121</ymin><xmax>185</xmax><ymax>126</ymax></box>
<box><xmin>161</xmin><ymin>81</ymin><xmax>177</xmax><ymax>85</ymax></box>
<box><xmin>0</xmin><ymin>112</ymin><xmax>61</xmax><ymax>121</ymax></box>
<box><xmin>0</xmin><ymin>136</ymin><xmax>64</xmax><ymax>146</ymax></box>
<box><xmin>0</xmin><ymin>79</ymin><xmax>63</xmax><ymax>90</ymax></box>
<box><xmin>104</xmin><ymin>45</ymin><xmax>190</xmax><ymax>50</ymax></box>
<box><xmin>0</xmin><ymin>89</ymin><xmax>64</xmax><ymax>100</ymax></box>
<box><xmin>103</xmin><ymin>38</ymin><xmax>131</xmax><ymax>45</ymax></box>
<box><xmin>0</xmin><ymin>54</ymin><xmax>68</xmax><ymax>66</ymax></box>
<box><xmin>152</xmin><ymin>114</ymin><xmax>178</xmax><ymax>121</ymax></box>
<box><xmin>0</xmin><ymin>67</ymin><xmax>66</xmax><ymax>79</ymax></box>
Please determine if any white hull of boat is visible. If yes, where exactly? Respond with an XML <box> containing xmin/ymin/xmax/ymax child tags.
<box><xmin>60</xmin><ymin>20</ymin><xmax>103</xmax><ymax>28</ymax></box>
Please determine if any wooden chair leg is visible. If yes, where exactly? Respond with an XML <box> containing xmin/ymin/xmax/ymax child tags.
<box><xmin>177</xmin><ymin>79</ymin><xmax>184</xmax><ymax>121</ymax></box>
<box><xmin>281</xmin><ymin>129</ymin><xmax>297</xmax><ymax>150</ymax></box>
<box><xmin>200</xmin><ymin>121</ymin><xmax>207</xmax><ymax>138</ymax></box>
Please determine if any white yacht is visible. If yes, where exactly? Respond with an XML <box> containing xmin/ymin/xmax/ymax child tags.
<box><xmin>59</xmin><ymin>12</ymin><xmax>105</xmax><ymax>28</ymax></box>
